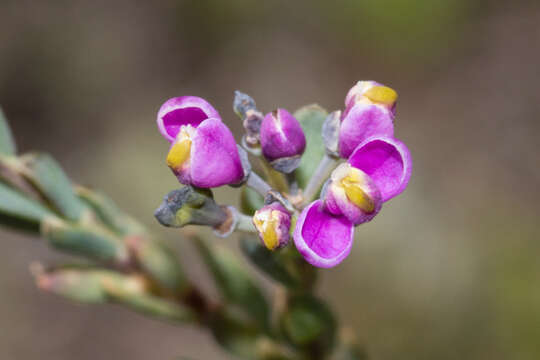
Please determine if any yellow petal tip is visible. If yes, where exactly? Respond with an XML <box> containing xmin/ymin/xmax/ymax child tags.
<box><xmin>364</xmin><ymin>86</ymin><xmax>398</xmax><ymax>106</ymax></box>
<box><xmin>341</xmin><ymin>176</ymin><xmax>375</xmax><ymax>213</ymax></box>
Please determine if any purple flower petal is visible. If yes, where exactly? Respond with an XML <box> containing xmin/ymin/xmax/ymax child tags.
<box><xmin>190</xmin><ymin>118</ymin><xmax>244</xmax><ymax>188</ymax></box>
<box><xmin>348</xmin><ymin>136</ymin><xmax>412</xmax><ymax>202</ymax></box>
<box><xmin>293</xmin><ymin>200</ymin><xmax>354</xmax><ymax>268</ymax></box>
<box><xmin>260</xmin><ymin>108</ymin><xmax>306</xmax><ymax>161</ymax></box>
<box><xmin>338</xmin><ymin>103</ymin><xmax>394</xmax><ymax>158</ymax></box>
<box><xmin>157</xmin><ymin>96</ymin><xmax>221</xmax><ymax>142</ymax></box>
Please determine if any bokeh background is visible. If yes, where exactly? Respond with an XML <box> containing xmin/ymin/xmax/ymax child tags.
<box><xmin>1</xmin><ymin>0</ymin><xmax>539</xmax><ymax>359</ymax></box>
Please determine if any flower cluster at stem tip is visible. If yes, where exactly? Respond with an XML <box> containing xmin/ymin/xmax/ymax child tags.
<box><xmin>155</xmin><ymin>80</ymin><xmax>411</xmax><ymax>268</ymax></box>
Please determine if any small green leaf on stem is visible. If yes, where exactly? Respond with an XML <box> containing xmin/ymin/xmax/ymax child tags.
<box><xmin>127</xmin><ymin>235</ymin><xmax>190</xmax><ymax>295</ymax></box>
<box><xmin>34</xmin><ymin>265</ymin><xmax>195</xmax><ymax>323</ymax></box>
<box><xmin>76</xmin><ymin>186</ymin><xmax>146</xmax><ymax>236</ymax></box>
<box><xmin>20</xmin><ymin>153</ymin><xmax>87</xmax><ymax>221</ymax></box>
<box><xmin>42</xmin><ymin>217</ymin><xmax>128</xmax><ymax>264</ymax></box>
<box><xmin>0</xmin><ymin>181</ymin><xmax>54</xmax><ymax>232</ymax></box>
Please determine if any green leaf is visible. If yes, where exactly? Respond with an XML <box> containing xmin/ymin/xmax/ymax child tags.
<box><xmin>294</xmin><ymin>104</ymin><xmax>328</xmax><ymax>188</ymax></box>
<box><xmin>240</xmin><ymin>237</ymin><xmax>300</xmax><ymax>289</ymax></box>
<box><xmin>194</xmin><ymin>237</ymin><xmax>270</xmax><ymax>332</ymax></box>
<box><xmin>280</xmin><ymin>294</ymin><xmax>336</xmax><ymax>355</ymax></box>
<box><xmin>0</xmin><ymin>181</ymin><xmax>54</xmax><ymax>232</ymax></box>
<box><xmin>240</xmin><ymin>186</ymin><xmax>264</xmax><ymax>215</ymax></box>
<box><xmin>132</xmin><ymin>238</ymin><xmax>189</xmax><ymax>295</ymax></box>
<box><xmin>76</xmin><ymin>186</ymin><xmax>146</xmax><ymax>235</ymax></box>
<box><xmin>42</xmin><ymin>217</ymin><xmax>127</xmax><ymax>263</ymax></box>
<box><xmin>35</xmin><ymin>266</ymin><xmax>195</xmax><ymax>323</ymax></box>
<box><xmin>20</xmin><ymin>153</ymin><xmax>87</xmax><ymax>221</ymax></box>
<box><xmin>0</xmin><ymin>107</ymin><xmax>16</xmax><ymax>155</ymax></box>
<box><xmin>109</xmin><ymin>286</ymin><xmax>195</xmax><ymax>323</ymax></box>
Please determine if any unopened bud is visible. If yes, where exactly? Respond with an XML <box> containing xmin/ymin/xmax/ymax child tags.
<box><xmin>253</xmin><ymin>203</ymin><xmax>291</xmax><ymax>251</ymax></box>
<box><xmin>234</xmin><ymin>91</ymin><xmax>264</xmax><ymax>149</ymax></box>
<box><xmin>322</xmin><ymin>163</ymin><xmax>382</xmax><ymax>226</ymax></box>
<box><xmin>154</xmin><ymin>186</ymin><xmax>227</xmax><ymax>228</ymax></box>
<box><xmin>260</xmin><ymin>109</ymin><xmax>306</xmax><ymax>173</ymax></box>
<box><xmin>344</xmin><ymin>80</ymin><xmax>398</xmax><ymax>118</ymax></box>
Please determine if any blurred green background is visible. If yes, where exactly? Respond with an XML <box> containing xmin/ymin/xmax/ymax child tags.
<box><xmin>1</xmin><ymin>0</ymin><xmax>539</xmax><ymax>359</ymax></box>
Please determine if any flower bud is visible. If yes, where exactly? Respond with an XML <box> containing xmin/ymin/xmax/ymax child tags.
<box><xmin>154</xmin><ymin>186</ymin><xmax>228</xmax><ymax>228</ymax></box>
<box><xmin>348</xmin><ymin>135</ymin><xmax>412</xmax><ymax>202</ymax></box>
<box><xmin>338</xmin><ymin>103</ymin><xmax>394</xmax><ymax>158</ymax></box>
<box><xmin>252</xmin><ymin>202</ymin><xmax>291</xmax><ymax>250</ymax></box>
<box><xmin>260</xmin><ymin>109</ymin><xmax>306</xmax><ymax>173</ymax></box>
<box><xmin>293</xmin><ymin>200</ymin><xmax>354</xmax><ymax>268</ymax></box>
<box><xmin>322</xmin><ymin>163</ymin><xmax>382</xmax><ymax>225</ymax></box>
<box><xmin>233</xmin><ymin>91</ymin><xmax>264</xmax><ymax>149</ymax></box>
<box><xmin>344</xmin><ymin>80</ymin><xmax>398</xmax><ymax>118</ymax></box>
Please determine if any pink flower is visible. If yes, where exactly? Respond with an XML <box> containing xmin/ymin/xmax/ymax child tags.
<box><xmin>157</xmin><ymin>97</ymin><xmax>245</xmax><ymax>188</ymax></box>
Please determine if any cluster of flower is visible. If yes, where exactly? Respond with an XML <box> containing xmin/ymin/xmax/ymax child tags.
<box><xmin>156</xmin><ymin>81</ymin><xmax>411</xmax><ymax>268</ymax></box>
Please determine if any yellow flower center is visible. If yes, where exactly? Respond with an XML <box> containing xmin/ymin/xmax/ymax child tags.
<box><xmin>253</xmin><ymin>211</ymin><xmax>280</xmax><ymax>250</ymax></box>
<box><xmin>340</xmin><ymin>170</ymin><xmax>375</xmax><ymax>213</ymax></box>
<box><xmin>166</xmin><ymin>128</ymin><xmax>192</xmax><ymax>170</ymax></box>
<box><xmin>364</xmin><ymin>85</ymin><xmax>398</xmax><ymax>106</ymax></box>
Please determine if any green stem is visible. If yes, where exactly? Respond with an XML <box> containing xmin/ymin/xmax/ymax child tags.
<box><xmin>260</xmin><ymin>159</ymin><xmax>289</xmax><ymax>194</ymax></box>
<box><xmin>236</xmin><ymin>212</ymin><xmax>256</xmax><ymax>233</ymax></box>
<box><xmin>301</xmin><ymin>154</ymin><xmax>339</xmax><ymax>206</ymax></box>
<box><xmin>246</xmin><ymin>171</ymin><xmax>272</xmax><ymax>198</ymax></box>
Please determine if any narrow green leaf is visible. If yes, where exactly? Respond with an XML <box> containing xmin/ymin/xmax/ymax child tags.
<box><xmin>35</xmin><ymin>266</ymin><xmax>195</xmax><ymax>323</ymax></box>
<box><xmin>194</xmin><ymin>237</ymin><xmax>270</xmax><ymax>332</ymax></box>
<box><xmin>42</xmin><ymin>217</ymin><xmax>127</xmax><ymax>263</ymax></box>
<box><xmin>0</xmin><ymin>181</ymin><xmax>54</xmax><ymax>232</ymax></box>
<box><xmin>110</xmin><ymin>289</ymin><xmax>195</xmax><ymax>323</ymax></box>
<box><xmin>0</xmin><ymin>107</ymin><xmax>16</xmax><ymax>155</ymax></box>
<box><xmin>76</xmin><ymin>186</ymin><xmax>146</xmax><ymax>235</ymax></box>
<box><xmin>294</xmin><ymin>104</ymin><xmax>328</xmax><ymax>188</ymax></box>
<box><xmin>132</xmin><ymin>238</ymin><xmax>190</xmax><ymax>295</ymax></box>
<box><xmin>240</xmin><ymin>237</ymin><xmax>300</xmax><ymax>289</ymax></box>
<box><xmin>20</xmin><ymin>153</ymin><xmax>87</xmax><ymax>221</ymax></box>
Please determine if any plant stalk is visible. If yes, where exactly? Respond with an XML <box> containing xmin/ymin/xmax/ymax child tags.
<box><xmin>301</xmin><ymin>154</ymin><xmax>339</xmax><ymax>206</ymax></box>
<box><xmin>246</xmin><ymin>171</ymin><xmax>272</xmax><ymax>198</ymax></box>
<box><xmin>235</xmin><ymin>213</ymin><xmax>256</xmax><ymax>233</ymax></box>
